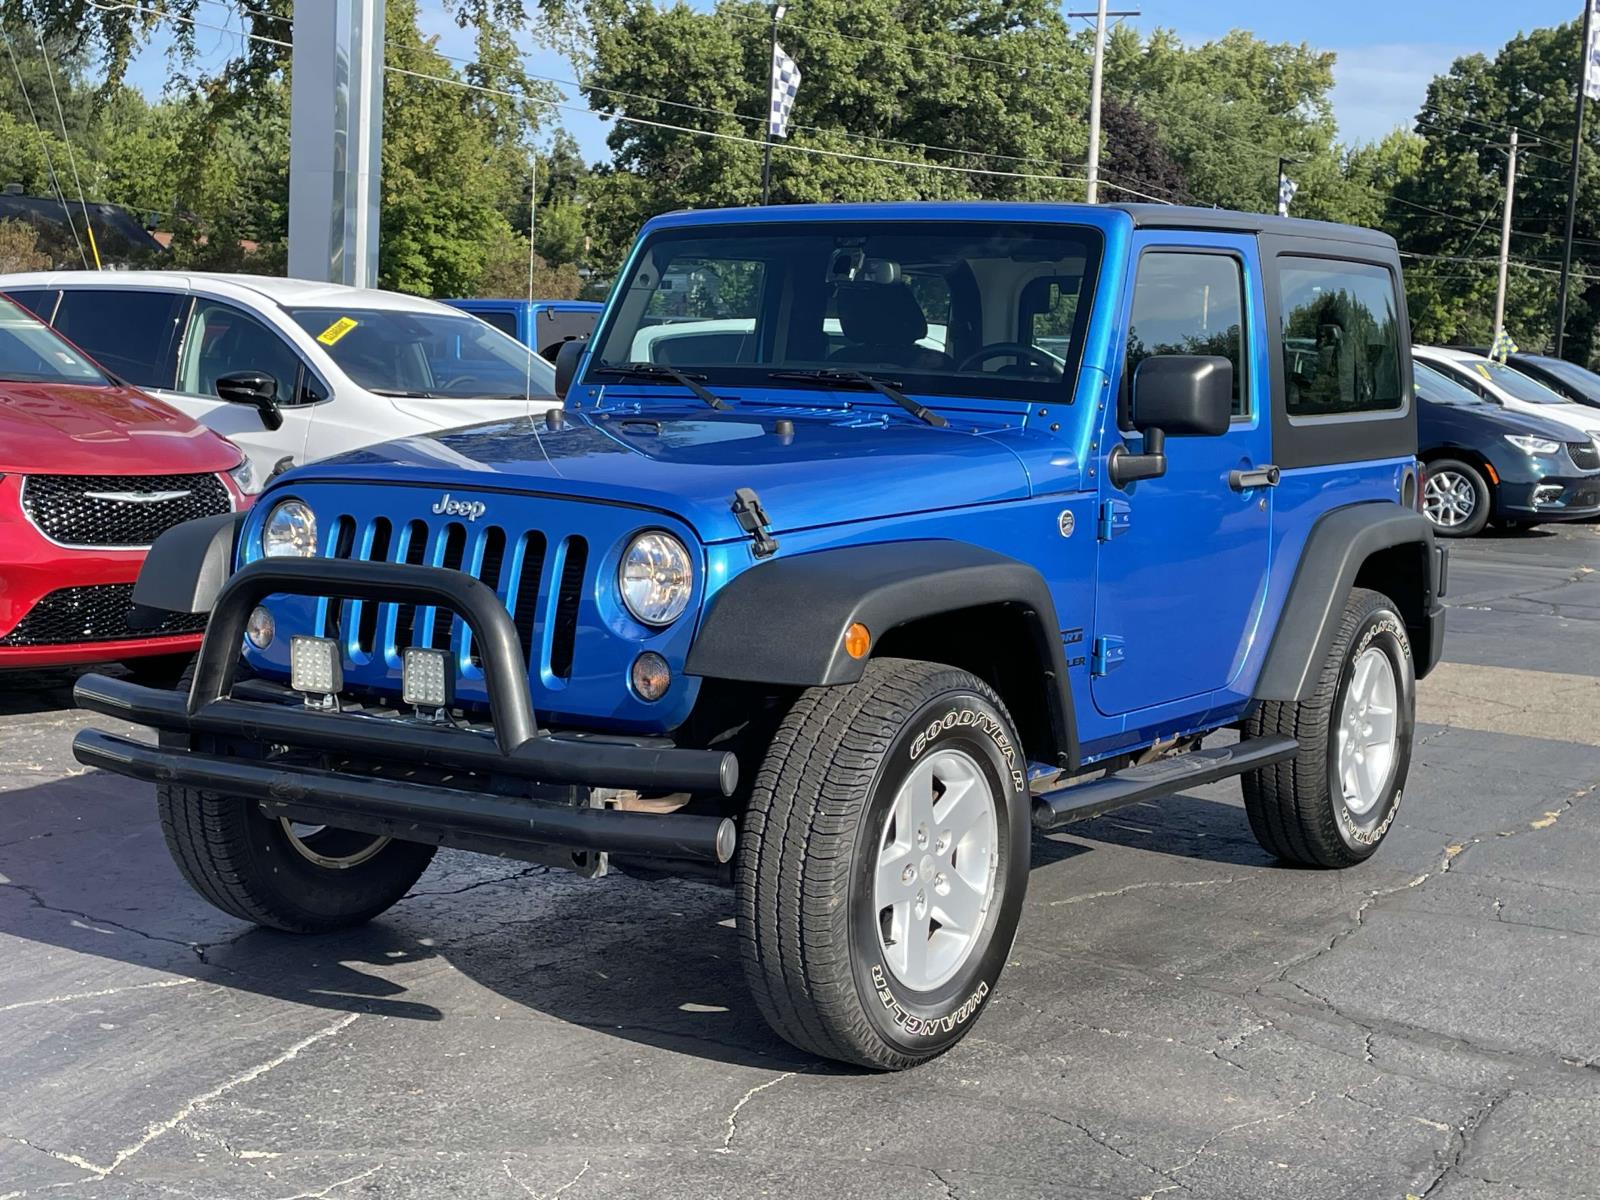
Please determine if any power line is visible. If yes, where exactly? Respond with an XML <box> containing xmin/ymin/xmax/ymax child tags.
<box><xmin>33</xmin><ymin>26</ymin><xmax>101</xmax><ymax>268</ymax></box>
<box><xmin>0</xmin><ymin>23</ymin><xmax>89</xmax><ymax>268</ymax></box>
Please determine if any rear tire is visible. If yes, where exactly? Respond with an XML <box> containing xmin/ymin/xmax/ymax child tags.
<box><xmin>158</xmin><ymin>783</ymin><xmax>435</xmax><ymax>932</ymax></box>
<box><xmin>1242</xmin><ymin>588</ymin><xmax>1414</xmax><ymax>868</ymax></box>
<box><xmin>737</xmin><ymin>659</ymin><xmax>1029</xmax><ymax>1070</ymax></box>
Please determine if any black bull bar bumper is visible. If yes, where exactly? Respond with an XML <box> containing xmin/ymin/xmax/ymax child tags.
<box><xmin>71</xmin><ymin>558</ymin><xmax>739</xmax><ymax>865</ymax></box>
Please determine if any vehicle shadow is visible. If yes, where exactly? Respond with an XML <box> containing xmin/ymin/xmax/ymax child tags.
<box><xmin>2</xmin><ymin>764</ymin><xmax>1270</xmax><ymax>1070</ymax></box>
<box><xmin>0</xmin><ymin>667</ymin><xmax>94</xmax><ymax>717</ymax></box>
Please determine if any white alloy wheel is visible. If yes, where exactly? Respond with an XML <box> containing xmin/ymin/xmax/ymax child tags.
<box><xmin>1337</xmin><ymin>646</ymin><xmax>1399</xmax><ymax>817</ymax></box>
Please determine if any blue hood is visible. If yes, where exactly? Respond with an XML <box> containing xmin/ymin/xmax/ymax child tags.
<box><xmin>283</xmin><ymin>408</ymin><xmax>1034</xmax><ymax>543</ymax></box>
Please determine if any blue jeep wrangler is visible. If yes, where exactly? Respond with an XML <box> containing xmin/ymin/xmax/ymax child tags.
<box><xmin>74</xmin><ymin>203</ymin><xmax>1445</xmax><ymax>1070</ymax></box>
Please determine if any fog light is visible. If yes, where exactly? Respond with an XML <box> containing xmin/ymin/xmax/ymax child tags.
<box><xmin>1533</xmin><ymin>483</ymin><xmax>1565</xmax><ymax>507</ymax></box>
<box><xmin>402</xmin><ymin>646</ymin><xmax>453</xmax><ymax>710</ymax></box>
<box><xmin>289</xmin><ymin>635</ymin><xmax>342</xmax><ymax>701</ymax></box>
<box><xmin>630</xmin><ymin>651</ymin><xmax>672</xmax><ymax>701</ymax></box>
<box><xmin>245</xmin><ymin>605</ymin><xmax>275</xmax><ymax>650</ymax></box>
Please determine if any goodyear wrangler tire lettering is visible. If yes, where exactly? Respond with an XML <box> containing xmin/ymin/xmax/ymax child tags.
<box><xmin>737</xmin><ymin>659</ymin><xmax>1031</xmax><ymax>1071</ymax></box>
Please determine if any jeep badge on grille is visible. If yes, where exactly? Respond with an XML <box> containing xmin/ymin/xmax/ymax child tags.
<box><xmin>431</xmin><ymin>493</ymin><xmax>487</xmax><ymax>521</ymax></box>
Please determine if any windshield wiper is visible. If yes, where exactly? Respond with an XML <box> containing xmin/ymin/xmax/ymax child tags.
<box><xmin>768</xmin><ymin>369</ymin><xmax>948</xmax><ymax>428</ymax></box>
<box><xmin>590</xmin><ymin>363</ymin><xmax>729</xmax><ymax>411</ymax></box>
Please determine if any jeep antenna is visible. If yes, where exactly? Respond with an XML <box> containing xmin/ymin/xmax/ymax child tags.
<box><xmin>523</xmin><ymin>151</ymin><xmax>562</xmax><ymax>477</ymax></box>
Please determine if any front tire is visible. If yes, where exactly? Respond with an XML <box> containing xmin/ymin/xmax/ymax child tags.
<box><xmin>1422</xmin><ymin>459</ymin><xmax>1491</xmax><ymax>537</ymax></box>
<box><xmin>158</xmin><ymin>783</ymin><xmax>435</xmax><ymax>932</ymax></box>
<box><xmin>1242</xmin><ymin>588</ymin><xmax>1415</xmax><ymax>868</ymax></box>
<box><xmin>737</xmin><ymin>659</ymin><xmax>1029</xmax><ymax>1070</ymax></box>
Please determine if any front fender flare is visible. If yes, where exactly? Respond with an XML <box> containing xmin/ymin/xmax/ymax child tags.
<box><xmin>685</xmin><ymin>540</ymin><xmax>1078</xmax><ymax>767</ymax></box>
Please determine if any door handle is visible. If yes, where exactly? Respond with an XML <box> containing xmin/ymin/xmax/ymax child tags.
<box><xmin>1229</xmin><ymin>464</ymin><xmax>1281</xmax><ymax>491</ymax></box>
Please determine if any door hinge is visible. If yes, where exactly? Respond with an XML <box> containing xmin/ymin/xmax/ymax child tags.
<box><xmin>1091</xmin><ymin>635</ymin><xmax>1126</xmax><ymax>677</ymax></box>
<box><xmin>1097</xmin><ymin>498</ymin><xmax>1132</xmax><ymax>541</ymax></box>
<box><xmin>731</xmin><ymin>487</ymin><xmax>779</xmax><ymax>558</ymax></box>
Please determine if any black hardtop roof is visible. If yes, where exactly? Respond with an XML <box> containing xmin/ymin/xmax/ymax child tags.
<box><xmin>1112</xmin><ymin>204</ymin><xmax>1398</xmax><ymax>251</ymax></box>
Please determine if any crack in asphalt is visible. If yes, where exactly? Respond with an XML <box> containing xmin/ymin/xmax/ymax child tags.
<box><xmin>1416</xmin><ymin>1092</ymin><xmax>1508</xmax><ymax>1199</ymax></box>
<box><xmin>402</xmin><ymin>865</ymin><xmax>549</xmax><ymax>899</ymax></box>
<box><xmin>715</xmin><ymin>1070</ymin><xmax>799</xmax><ymax>1154</ymax></box>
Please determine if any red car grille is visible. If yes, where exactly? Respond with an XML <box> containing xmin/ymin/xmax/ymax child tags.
<box><xmin>21</xmin><ymin>473</ymin><xmax>232</xmax><ymax>549</ymax></box>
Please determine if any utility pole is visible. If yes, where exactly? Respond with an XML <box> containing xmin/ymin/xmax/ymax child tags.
<box><xmin>1070</xmin><ymin>5</ymin><xmax>1140</xmax><ymax>204</ymax></box>
<box><xmin>1493</xmin><ymin>129</ymin><xmax>1520</xmax><ymax>356</ymax></box>
<box><xmin>1554</xmin><ymin>0</ymin><xmax>1596</xmax><ymax>358</ymax></box>
<box><xmin>760</xmin><ymin>4</ymin><xmax>785</xmax><ymax>206</ymax></box>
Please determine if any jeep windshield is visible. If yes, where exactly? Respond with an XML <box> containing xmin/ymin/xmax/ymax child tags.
<box><xmin>587</xmin><ymin>220</ymin><xmax>1101</xmax><ymax>405</ymax></box>
<box><xmin>285</xmin><ymin>307</ymin><xmax>556</xmax><ymax>400</ymax></box>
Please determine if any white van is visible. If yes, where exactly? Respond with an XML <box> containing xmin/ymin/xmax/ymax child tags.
<box><xmin>0</xmin><ymin>271</ymin><xmax>558</xmax><ymax>492</ymax></box>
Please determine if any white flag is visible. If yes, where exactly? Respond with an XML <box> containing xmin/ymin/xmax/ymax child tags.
<box><xmin>769</xmin><ymin>43</ymin><xmax>801</xmax><ymax>138</ymax></box>
<box><xmin>1586</xmin><ymin>0</ymin><xmax>1600</xmax><ymax>102</ymax></box>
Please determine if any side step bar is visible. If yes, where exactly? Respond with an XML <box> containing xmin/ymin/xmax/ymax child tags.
<box><xmin>1032</xmin><ymin>735</ymin><xmax>1299</xmax><ymax>831</ymax></box>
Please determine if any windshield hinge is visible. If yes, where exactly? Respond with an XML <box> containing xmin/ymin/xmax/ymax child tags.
<box><xmin>1097</xmin><ymin>498</ymin><xmax>1132</xmax><ymax>541</ymax></box>
<box><xmin>731</xmin><ymin>487</ymin><xmax>779</xmax><ymax>558</ymax></box>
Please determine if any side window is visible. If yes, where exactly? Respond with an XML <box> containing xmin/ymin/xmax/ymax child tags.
<box><xmin>1126</xmin><ymin>252</ymin><xmax>1248</xmax><ymax>417</ymax></box>
<box><xmin>53</xmin><ymin>289</ymin><xmax>187</xmax><ymax>388</ymax></box>
<box><xmin>178</xmin><ymin>301</ymin><xmax>308</xmax><ymax>406</ymax></box>
<box><xmin>4</xmin><ymin>289</ymin><xmax>58</xmax><ymax>320</ymax></box>
<box><xmin>1279</xmin><ymin>258</ymin><xmax>1403</xmax><ymax>417</ymax></box>
<box><xmin>475</xmin><ymin>310</ymin><xmax>518</xmax><ymax>338</ymax></box>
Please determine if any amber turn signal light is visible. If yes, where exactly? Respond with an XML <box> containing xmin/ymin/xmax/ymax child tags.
<box><xmin>844</xmin><ymin>622</ymin><xmax>871</xmax><ymax>659</ymax></box>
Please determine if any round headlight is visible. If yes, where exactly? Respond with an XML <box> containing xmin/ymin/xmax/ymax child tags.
<box><xmin>261</xmin><ymin>499</ymin><xmax>318</xmax><ymax>559</ymax></box>
<box><xmin>619</xmin><ymin>531</ymin><xmax>693</xmax><ymax>626</ymax></box>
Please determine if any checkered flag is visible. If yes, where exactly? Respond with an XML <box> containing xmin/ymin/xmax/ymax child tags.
<box><xmin>1586</xmin><ymin>0</ymin><xmax>1600</xmax><ymax>102</ymax></box>
<box><xmin>769</xmin><ymin>42</ymin><xmax>801</xmax><ymax>138</ymax></box>
<box><xmin>1277</xmin><ymin>172</ymin><xmax>1299</xmax><ymax>217</ymax></box>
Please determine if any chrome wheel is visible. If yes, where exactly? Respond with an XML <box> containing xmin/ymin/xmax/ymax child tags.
<box><xmin>1337</xmin><ymin>647</ymin><xmax>1399</xmax><ymax>817</ymax></box>
<box><xmin>873</xmin><ymin>748</ymin><xmax>999</xmax><ymax>991</ymax></box>
<box><xmin>1423</xmin><ymin>469</ymin><xmax>1477</xmax><ymax>529</ymax></box>
<box><xmin>280</xmin><ymin>820</ymin><xmax>391</xmax><ymax>869</ymax></box>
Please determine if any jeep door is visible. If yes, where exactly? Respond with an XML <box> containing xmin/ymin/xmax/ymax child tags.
<box><xmin>1091</xmin><ymin>233</ymin><xmax>1273</xmax><ymax>716</ymax></box>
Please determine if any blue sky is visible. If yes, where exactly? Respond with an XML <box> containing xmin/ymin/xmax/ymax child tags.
<box><xmin>121</xmin><ymin>1</ymin><xmax>1585</xmax><ymax>164</ymax></box>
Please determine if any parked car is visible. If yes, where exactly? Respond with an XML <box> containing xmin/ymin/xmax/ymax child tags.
<box><xmin>76</xmin><ymin>202</ymin><xmax>1444</xmax><ymax>1070</ymax></box>
<box><xmin>1413</xmin><ymin>345</ymin><xmax>1600</xmax><ymax>441</ymax></box>
<box><xmin>1416</xmin><ymin>361</ymin><xmax>1600</xmax><ymax>536</ymax></box>
<box><xmin>0</xmin><ymin>272</ymin><xmax>559</xmax><ymax>492</ymax></box>
<box><xmin>444</xmin><ymin>298</ymin><xmax>602</xmax><ymax>363</ymax></box>
<box><xmin>0</xmin><ymin>297</ymin><xmax>250</xmax><ymax>676</ymax></box>
<box><xmin>1501</xmin><ymin>353</ymin><xmax>1600</xmax><ymax>410</ymax></box>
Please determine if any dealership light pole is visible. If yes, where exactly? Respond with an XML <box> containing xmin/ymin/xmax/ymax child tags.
<box><xmin>287</xmin><ymin>0</ymin><xmax>386</xmax><ymax>287</ymax></box>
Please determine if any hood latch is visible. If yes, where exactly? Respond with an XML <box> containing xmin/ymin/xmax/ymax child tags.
<box><xmin>731</xmin><ymin>487</ymin><xmax>779</xmax><ymax>558</ymax></box>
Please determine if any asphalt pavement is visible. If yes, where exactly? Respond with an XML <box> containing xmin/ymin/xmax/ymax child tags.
<box><xmin>2</xmin><ymin>523</ymin><xmax>1598</xmax><ymax>1200</ymax></box>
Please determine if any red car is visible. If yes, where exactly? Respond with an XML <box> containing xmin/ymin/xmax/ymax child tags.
<box><xmin>0</xmin><ymin>299</ymin><xmax>250</xmax><ymax>675</ymax></box>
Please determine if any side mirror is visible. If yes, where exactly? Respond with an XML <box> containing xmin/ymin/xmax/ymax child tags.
<box><xmin>553</xmin><ymin>337</ymin><xmax>586</xmax><ymax>401</ymax></box>
<box><xmin>215</xmin><ymin>371</ymin><xmax>284</xmax><ymax>432</ymax></box>
<box><xmin>1110</xmin><ymin>355</ymin><xmax>1233</xmax><ymax>487</ymax></box>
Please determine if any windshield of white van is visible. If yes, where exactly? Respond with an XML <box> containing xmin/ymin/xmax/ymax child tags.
<box><xmin>587</xmin><ymin>221</ymin><xmax>1101</xmax><ymax>405</ymax></box>
<box><xmin>0</xmin><ymin>299</ymin><xmax>108</xmax><ymax>385</ymax></box>
<box><xmin>285</xmin><ymin>307</ymin><xmax>556</xmax><ymax>400</ymax></box>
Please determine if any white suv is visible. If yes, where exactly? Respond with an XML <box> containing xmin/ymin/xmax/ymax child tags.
<box><xmin>0</xmin><ymin>271</ymin><xmax>558</xmax><ymax>492</ymax></box>
<box><xmin>1414</xmin><ymin>345</ymin><xmax>1600</xmax><ymax>442</ymax></box>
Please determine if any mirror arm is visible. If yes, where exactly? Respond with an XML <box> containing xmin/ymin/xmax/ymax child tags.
<box><xmin>1107</xmin><ymin>427</ymin><xmax>1167</xmax><ymax>488</ymax></box>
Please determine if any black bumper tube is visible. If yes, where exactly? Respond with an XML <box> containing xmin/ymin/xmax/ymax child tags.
<box><xmin>73</xmin><ymin>729</ymin><xmax>737</xmax><ymax>864</ymax></box>
<box><xmin>73</xmin><ymin>673</ymin><xmax>737</xmax><ymax>797</ymax></box>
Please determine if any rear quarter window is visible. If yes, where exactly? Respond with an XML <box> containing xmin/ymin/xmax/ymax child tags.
<box><xmin>1279</xmin><ymin>258</ymin><xmax>1404</xmax><ymax>419</ymax></box>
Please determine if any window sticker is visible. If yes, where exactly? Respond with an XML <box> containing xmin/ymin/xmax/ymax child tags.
<box><xmin>316</xmin><ymin>316</ymin><xmax>359</xmax><ymax>346</ymax></box>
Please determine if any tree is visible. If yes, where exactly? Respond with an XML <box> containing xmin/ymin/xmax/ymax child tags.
<box><xmin>1099</xmin><ymin>96</ymin><xmax>1190</xmax><ymax>204</ymax></box>
<box><xmin>1392</xmin><ymin>20</ymin><xmax>1598</xmax><ymax>360</ymax></box>
<box><xmin>0</xmin><ymin>217</ymin><xmax>48</xmax><ymax>271</ymax></box>
<box><xmin>574</xmin><ymin>0</ymin><xmax>1091</xmax><ymax>264</ymax></box>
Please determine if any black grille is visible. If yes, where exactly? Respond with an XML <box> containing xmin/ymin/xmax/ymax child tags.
<box><xmin>1569</xmin><ymin>441</ymin><xmax>1600</xmax><ymax>471</ymax></box>
<box><xmin>21</xmin><ymin>473</ymin><xmax>232</xmax><ymax>548</ymax></box>
<box><xmin>0</xmin><ymin>584</ymin><xmax>207</xmax><ymax>646</ymax></box>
